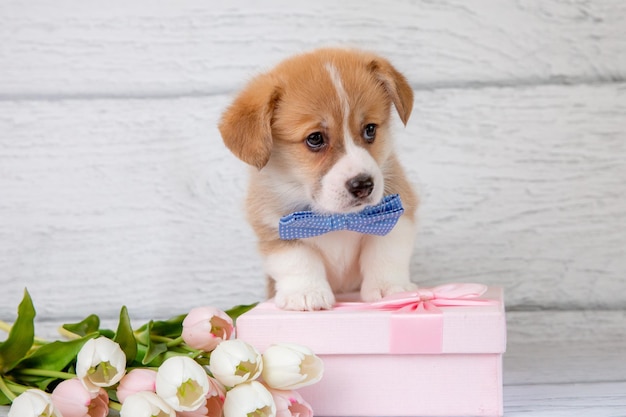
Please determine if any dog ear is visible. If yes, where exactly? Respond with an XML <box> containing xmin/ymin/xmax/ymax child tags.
<box><xmin>368</xmin><ymin>58</ymin><xmax>414</xmax><ymax>126</ymax></box>
<box><xmin>218</xmin><ymin>74</ymin><xmax>281</xmax><ymax>169</ymax></box>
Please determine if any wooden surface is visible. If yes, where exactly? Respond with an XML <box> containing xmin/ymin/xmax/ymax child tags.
<box><xmin>1</xmin><ymin>0</ymin><xmax>625</xmax><ymax>319</ymax></box>
<box><xmin>2</xmin><ymin>1</ymin><xmax>626</xmax><ymax>97</ymax></box>
<box><xmin>1</xmin><ymin>2</ymin><xmax>625</xmax><ymax>414</ymax></box>
<box><xmin>1</xmin><ymin>83</ymin><xmax>625</xmax><ymax>320</ymax></box>
<box><xmin>1</xmin><ymin>310</ymin><xmax>625</xmax><ymax>416</ymax></box>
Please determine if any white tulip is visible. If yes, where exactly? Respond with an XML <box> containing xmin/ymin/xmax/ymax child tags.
<box><xmin>120</xmin><ymin>391</ymin><xmax>176</xmax><ymax>417</ymax></box>
<box><xmin>223</xmin><ymin>381</ymin><xmax>276</xmax><ymax>417</ymax></box>
<box><xmin>156</xmin><ymin>355</ymin><xmax>210</xmax><ymax>412</ymax></box>
<box><xmin>261</xmin><ymin>343</ymin><xmax>323</xmax><ymax>390</ymax></box>
<box><xmin>76</xmin><ymin>336</ymin><xmax>126</xmax><ymax>391</ymax></box>
<box><xmin>209</xmin><ymin>339</ymin><xmax>263</xmax><ymax>387</ymax></box>
<box><xmin>8</xmin><ymin>389</ymin><xmax>62</xmax><ymax>417</ymax></box>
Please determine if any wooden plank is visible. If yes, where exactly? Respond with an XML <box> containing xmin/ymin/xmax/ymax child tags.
<box><xmin>1</xmin><ymin>0</ymin><xmax>626</xmax><ymax>97</ymax></box>
<box><xmin>505</xmin><ymin>311</ymin><xmax>626</xmax><ymax>385</ymax></box>
<box><xmin>408</xmin><ymin>83</ymin><xmax>626</xmax><ymax>311</ymax></box>
<box><xmin>0</xmin><ymin>95</ymin><xmax>264</xmax><ymax>320</ymax></box>
<box><xmin>504</xmin><ymin>382</ymin><xmax>626</xmax><ymax>416</ymax></box>
<box><xmin>1</xmin><ymin>83</ymin><xmax>625</xmax><ymax>320</ymax></box>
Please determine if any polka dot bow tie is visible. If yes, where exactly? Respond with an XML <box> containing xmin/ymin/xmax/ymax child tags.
<box><xmin>278</xmin><ymin>194</ymin><xmax>405</xmax><ymax>240</ymax></box>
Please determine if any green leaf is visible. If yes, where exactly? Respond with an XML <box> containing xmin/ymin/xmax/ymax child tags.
<box><xmin>135</xmin><ymin>314</ymin><xmax>186</xmax><ymax>342</ymax></box>
<box><xmin>141</xmin><ymin>321</ymin><xmax>168</xmax><ymax>366</ymax></box>
<box><xmin>0</xmin><ymin>289</ymin><xmax>36</xmax><ymax>373</ymax></box>
<box><xmin>150</xmin><ymin>314</ymin><xmax>186</xmax><ymax>338</ymax></box>
<box><xmin>62</xmin><ymin>314</ymin><xmax>100</xmax><ymax>337</ymax></box>
<box><xmin>15</xmin><ymin>333</ymin><xmax>97</xmax><ymax>372</ymax></box>
<box><xmin>99</xmin><ymin>329</ymin><xmax>115</xmax><ymax>339</ymax></box>
<box><xmin>225</xmin><ymin>303</ymin><xmax>259</xmax><ymax>324</ymax></box>
<box><xmin>114</xmin><ymin>306</ymin><xmax>137</xmax><ymax>366</ymax></box>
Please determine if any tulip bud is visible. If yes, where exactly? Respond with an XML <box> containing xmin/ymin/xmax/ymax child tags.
<box><xmin>267</xmin><ymin>387</ymin><xmax>313</xmax><ymax>417</ymax></box>
<box><xmin>8</xmin><ymin>389</ymin><xmax>62</xmax><ymax>417</ymax></box>
<box><xmin>120</xmin><ymin>391</ymin><xmax>176</xmax><ymax>417</ymax></box>
<box><xmin>261</xmin><ymin>343</ymin><xmax>323</xmax><ymax>390</ymax></box>
<box><xmin>156</xmin><ymin>355</ymin><xmax>210</xmax><ymax>412</ymax></box>
<box><xmin>116</xmin><ymin>368</ymin><xmax>158</xmax><ymax>403</ymax></box>
<box><xmin>209</xmin><ymin>339</ymin><xmax>263</xmax><ymax>388</ymax></box>
<box><xmin>52</xmin><ymin>378</ymin><xmax>109</xmax><ymax>417</ymax></box>
<box><xmin>177</xmin><ymin>377</ymin><xmax>225</xmax><ymax>417</ymax></box>
<box><xmin>176</xmin><ymin>376</ymin><xmax>225</xmax><ymax>417</ymax></box>
<box><xmin>76</xmin><ymin>337</ymin><xmax>126</xmax><ymax>391</ymax></box>
<box><xmin>182</xmin><ymin>306</ymin><xmax>234</xmax><ymax>352</ymax></box>
<box><xmin>223</xmin><ymin>381</ymin><xmax>276</xmax><ymax>417</ymax></box>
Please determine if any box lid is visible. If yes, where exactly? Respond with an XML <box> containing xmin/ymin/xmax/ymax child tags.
<box><xmin>236</xmin><ymin>285</ymin><xmax>506</xmax><ymax>355</ymax></box>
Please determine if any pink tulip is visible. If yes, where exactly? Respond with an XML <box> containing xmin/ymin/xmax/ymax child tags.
<box><xmin>267</xmin><ymin>387</ymin><xmax>313</xmax><ymax>417</ymax></box>
<box><xmin>177</xmin><ymin>376</ymin><xmax>226</xmax><ymax>417</ymax></box>
<box><xmin>182</xmin><ymin>306</ymin><xmax>234</xmax><ymax>352</ymax></box>
<box><xmin>52</xmin><ymin>378</ymin><xmax>109</xmax><ymax>417</ymax></box>
<box><xmin>116</xmin><ymin>368</ymin><xmax>158</xmax><ymax>403</ymax></box>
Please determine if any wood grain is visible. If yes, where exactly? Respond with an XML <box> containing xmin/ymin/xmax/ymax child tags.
<box><xmin>408</xmin><ymin>82</ymin><xmax>626</xmax><ymax>311</ymax></box>
<box><xmin>1</xmin><ymin>2</ymin><xmax>624</xmax><ymax>415</ymax></box>
<box><xmin>1</xmin><ymin>0</ymin><xmax>625</xmax><ymax>97</ymax></box>
<box><xmin>504</xmin><ymin>382</ymin><xmax>626</xmax><ymax>416</ymax></box>
<box><xmin>1</xmin><ymin>83</ymin><xmax>624</xmax><ymax>320</ymax></box>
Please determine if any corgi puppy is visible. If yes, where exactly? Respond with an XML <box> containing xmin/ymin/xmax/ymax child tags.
<box><xmin>219</xmin><ymin>48</ymin><xmax>418</xmax><ymax>310</ymax></box>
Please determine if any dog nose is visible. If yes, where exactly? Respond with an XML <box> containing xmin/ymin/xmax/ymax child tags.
<box><xmin>346</xmin><ymin>174</ymin><xmax>374</xmax><ymax>199</ymax></box>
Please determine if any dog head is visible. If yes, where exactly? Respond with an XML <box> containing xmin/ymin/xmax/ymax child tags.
<box><xmin>219</xmin><ymin>48</ymin><xmax>413</xmax><ymax>213</ymax></box>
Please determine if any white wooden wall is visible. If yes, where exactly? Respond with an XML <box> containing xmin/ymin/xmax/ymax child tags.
<box><xmin>1</xmin><ymin>0</ymin><xmax>625</xmax><ymax>322</ymax></box>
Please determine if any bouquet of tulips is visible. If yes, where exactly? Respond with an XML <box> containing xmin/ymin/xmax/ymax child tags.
<box><xmin>0</xmin><ymin>290</ymin><xmax>323</xmax><ymax>417</ymax></box>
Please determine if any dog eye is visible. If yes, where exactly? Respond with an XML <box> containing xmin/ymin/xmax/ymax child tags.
<box><xmin>363</xmin><ymin>124</ymin><xmax>377</xmax><ymax>142</ymax></box>
<box><xmin>305</xmin><ymin>132</ymin><xmax>326</xmax><ymax>151</ymax></box>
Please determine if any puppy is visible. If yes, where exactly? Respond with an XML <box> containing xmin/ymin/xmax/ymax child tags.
<box><xmin>219</xmin><ymin>48</ymin><xmax>418</xmax><ymax>310</ymax></box>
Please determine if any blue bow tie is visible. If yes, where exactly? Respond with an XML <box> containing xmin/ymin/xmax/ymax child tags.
<box><xmin>279</xmin><ymin>194</ymin><xmax>404</xmax><ymax>240</ymax></box>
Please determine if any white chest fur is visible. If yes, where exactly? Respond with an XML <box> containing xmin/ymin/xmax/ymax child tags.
<box><xmin>308</xmin><ymin>230</ymin><xmax>364</xmax><ymax>293</ymax></box>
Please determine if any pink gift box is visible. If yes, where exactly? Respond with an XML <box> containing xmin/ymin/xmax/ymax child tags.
<box><xmin>236</xmin><ymin>284</ymin><xmax>507</xmax><ymax>417</ymax></box>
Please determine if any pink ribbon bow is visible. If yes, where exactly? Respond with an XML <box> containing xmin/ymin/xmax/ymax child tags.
<box><xmin>334</xmin><ymin>283</ymin><xmax>494</xmax><ymax>354</ymax></box>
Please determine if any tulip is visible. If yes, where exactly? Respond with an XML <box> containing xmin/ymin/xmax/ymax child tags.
<box><xmin>51</xmin><ymin>378</ymin><xmax>109</xmax><ymax>417</ymax></box>
<box><xmin>156</xmin><ymin>355</ymin><xmax>210</xmax><ymax>412</ymax></box>
<box><xmin>223</xmin><ymin>381</ymin><xmax>276</xmax><ymax>417</ymax></box>
<box><xmin>182</xmin><ymin>306</ymin><xmax>234</xmax><ymax>352</ymax></box>
<box><xmin>116</xmin><ymin>368</ymin><xmax>158</xmax><ymax>403</ymax></box>
<box><xmin>120</xmin><ymin>391</ymin><xmax>176</xmax><ymax>417</ymax></box>
<box><xmin>266</xmin><ymin>387</ymin><xmax>313</xmax><ymax>417</ymax></box>
<box><xmin>178</xmin><ymin>376</ymin><xmax>226</xmax><ymax>417</ymax></box>
<box><xmin>76</xmin><ymin>337</ymin><xmax>126</xmax><ymax>392</ymax></box>
<box><xmin>261</xmin><ymin>343</ymin><xmax>323</xmax><ymax>390</ymax></box>
<box><xmin>209</xmin><ymin>339</ymin><xmax>263</xmax><ymax>388</ymax></box>
<box><xmin>8</xmin><ymin>389</ymin><xmax>62</xmax><ymax>417</ymax></box>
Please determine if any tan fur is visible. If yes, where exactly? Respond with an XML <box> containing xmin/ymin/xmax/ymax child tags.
<box><xmin>219</xmin><ymin>48</ymin><xmax>419</xmax><ymax>308</ymax></box>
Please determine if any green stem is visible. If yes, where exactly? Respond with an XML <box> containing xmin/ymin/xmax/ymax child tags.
<box><xmin>166</xmin><ymin>335</ymin><xmax>184</xmax><ymax>348</ymax></box>
<box><xmin>5</xmin><ymin>381</ymin><xmax>29</xmax><ymax>395</ymax></box>
<box><xmin>33</xmin><ymin>337</ymin><xmax>49</xmax><ymax>346</ymax></box>
<box><xmin>150</xmin><ymin>335</ymin><xmax>184</xmax><ymax>348</ymax></box>
<box><xmin>57</xmin><ymin>326</ymin><xmax>81</xmax><ymax>340</ymax></box>
<box><xmin>168</xmin><ymin>346</ymin><xmax>203</xmax><ymax>359</ymax></box>
<box><xmin>16</xmin><ymin>368</ymin><xmax>75</xmax><ymax>380</ymax></box>
<box><xmin>0</xmin><ymin>376</ymin><xmax>16</xmax><ymax>402</ymax></box>
<box><xmin>108</xmin><ymin>400</ymin><xmax>122</xmax><ymax>411</ymax></box>
<box><xmin>0</xmin><ymin>320</ymin><xmax>12</xmax><ymax>334</ymax></box>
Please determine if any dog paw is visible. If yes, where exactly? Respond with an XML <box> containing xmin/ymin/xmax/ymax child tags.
<box><xmin>361</xmin><ymin>281</ymin><xmax>418</xmax><ymax>302</ymax></box>
<box><xmin>275</xmin><ymin>288</ymin><xmax>336</xmax><ymax>311</ymax></box>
